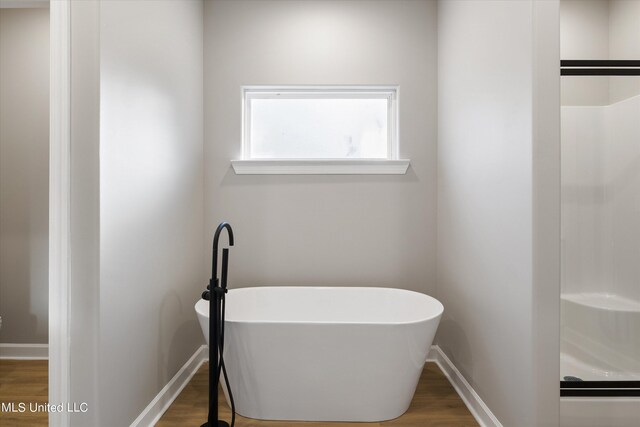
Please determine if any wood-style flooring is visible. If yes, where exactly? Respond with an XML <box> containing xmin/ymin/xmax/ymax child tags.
<box><xmin>157</xmin><ymin>362</ymin><xmax>479</xmax><ymax>427</ymax></box>
<box><xmin>0</xmin><ymin>359</ymin><xmax>48</xmax><ymax>426</ymax></box>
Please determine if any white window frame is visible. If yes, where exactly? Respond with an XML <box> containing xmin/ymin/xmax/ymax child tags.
<box><xmin>232</xmin><ymin>85</ymin><xmax>410</xmax><ymax>175</ymax></box>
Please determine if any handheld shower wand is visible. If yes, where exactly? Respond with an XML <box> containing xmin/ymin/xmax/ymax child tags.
<box><xmin>201</xmin><ymin>222</ymin><xmax>235</xmax><ymax>427</ymax></box>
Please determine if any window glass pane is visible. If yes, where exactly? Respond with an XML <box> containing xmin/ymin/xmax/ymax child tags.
<box><xmin>249</xmin><ymin>97</ymin><xmax>388</xmax><ymax>159</ymax></box>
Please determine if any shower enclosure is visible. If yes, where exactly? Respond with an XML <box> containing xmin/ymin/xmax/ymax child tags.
<box><xmin>560</xmin><ymin>0</ymin><xmax>639</xmax><ymax>400</ymax></box>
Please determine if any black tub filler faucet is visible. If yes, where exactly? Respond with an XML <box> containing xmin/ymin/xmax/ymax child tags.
<box><xmin>201</xmin><ymin>222</ymin><xmax>235</xmax><ymax>427</ymax></box>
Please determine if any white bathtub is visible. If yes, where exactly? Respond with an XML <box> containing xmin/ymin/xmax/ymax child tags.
<box><xmin>195</xmin><ymin>286</ymin><xmax>443</xmax><ymax>422</ymax></box>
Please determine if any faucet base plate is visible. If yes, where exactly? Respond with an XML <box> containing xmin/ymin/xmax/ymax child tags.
<box><xmin>200</xmin><ymin>422</ymin><xmax>230</xmax><ymax>427</ymax></box>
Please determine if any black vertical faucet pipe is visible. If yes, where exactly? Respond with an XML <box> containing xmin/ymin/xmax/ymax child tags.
<box><xmin>201</xmin><ymin>222</ymin><xmax>235</xmax><ymax>427</ymax></box>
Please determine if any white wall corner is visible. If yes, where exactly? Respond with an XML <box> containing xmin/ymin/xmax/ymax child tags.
<box><xmin>427</xmin><ymin>345</ymin><xmax>503</xmax><ymax>427</ymax></box>
<box><xmin>49</xmin><ymin>0</ymin><xmax>72</xmax><ymax>426</ymax></box>
<box><xmin>130</xmin><ymin>345</ymin><xmax>209</xmax><ymax>427</ymax></box>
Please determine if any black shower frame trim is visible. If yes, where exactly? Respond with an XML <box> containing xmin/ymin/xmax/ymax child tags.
<box><xmin>561</xmin><ymin>389</ymin><xmax>640</xmax><ymax>397</ymax></box>
<box><xmin>561</xmin><ymin>381</ymin><xmax>640</xmax><ymax>397</ymax></box>
<box><xmin>561</xmin><ymin>59</ymin><xmax>640</xmax><ymax>76</ymax></box>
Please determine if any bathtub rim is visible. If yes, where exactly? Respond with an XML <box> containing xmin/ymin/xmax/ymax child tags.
<box><xmin>562</xmin><ymin>292</ymin><xmax>640</xmax><ymax>313</ymax></box>
<box><xmin>195</xmin><ymin>286</ymin><xmax>444</xmax><ymax>326</ymax></box>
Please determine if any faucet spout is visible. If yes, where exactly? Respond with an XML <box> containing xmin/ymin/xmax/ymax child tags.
<box><xmin>212</xmin><ymin>222</ymin><xmax>234</xmax><ymax>287</ymax></box>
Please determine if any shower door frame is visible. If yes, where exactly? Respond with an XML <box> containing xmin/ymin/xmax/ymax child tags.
<box><xmin>559</xmin><ymin>59</ymin><xmax>640</xmax><ymax>398</ymax></box>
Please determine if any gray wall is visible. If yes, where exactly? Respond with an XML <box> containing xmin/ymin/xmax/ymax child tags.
<box><xmin>437</xmin><ymin>1</ymin><xmax>560</xmax><ymax>426</ymax></box>
<box><xmin>0</xmin><ymin>7</ymin><xmax>49</xmax><ymax>345</ymax></box>
<box><xmin>203</xmin><ymin>0</ymin><xmax>438</xmax><ymax>294</ymax></box>
<box><xmin>98</xmin><ymin>1</ymin><xmax>205</xmax><ymax>425</ymax></box>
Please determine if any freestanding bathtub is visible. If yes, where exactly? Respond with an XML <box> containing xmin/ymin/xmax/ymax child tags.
<box><xmin>195</xmin><ymin>286</ymin><xmax>443</xmax><ymax>422</ymax></box>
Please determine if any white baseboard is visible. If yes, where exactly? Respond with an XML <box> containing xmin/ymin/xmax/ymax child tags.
<box><xmin>130</xmin><ymin>345</ymin><xmax>208</xmax><ymax>427</ymax></box>
<box><xmin>0</xmin><ymin>343</ymin><xmax>48</xmax><ymax>360</ymax></box>
<box><xmin>427</xmin><ymin>345</ymin><xmax>502</xmax><ymax>427</ymax></box>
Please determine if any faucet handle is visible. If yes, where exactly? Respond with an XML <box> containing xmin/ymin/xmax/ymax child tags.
<box><xmin>201</xmin><ymin>291</ymin><xmax>210</xmax><ymax>300</ymax></box>
<box><xmin>221</xmin><ymin>248</ymin><xmax>229</xmax><ymax>290</ymax></box>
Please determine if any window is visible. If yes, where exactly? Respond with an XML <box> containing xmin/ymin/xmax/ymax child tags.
<box><xmin>232</xmin><ymin>86</ymin><xmax>409</xmax><ymax>175</ymax></box>
<box><xmin>244</xmin><ymin>87</ymin><xmax>396</xmax><ymax>159</ymax></box>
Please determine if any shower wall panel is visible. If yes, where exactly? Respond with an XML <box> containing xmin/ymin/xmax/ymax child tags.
<box><xmin>562</xmin><ymin>95</ymin><xmax>639</xmax><ymax>301</ymax></box>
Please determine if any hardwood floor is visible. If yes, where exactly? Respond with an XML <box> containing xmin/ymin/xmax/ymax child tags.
<box><xmin>157</xmin><ymin>362</ymin><xmax>479</xmax><ymax>427</ymax></box>
<box><xmin>0</xmin><ymin>360</ymin><xmax>48</xmax><ymax>426</ymax></box>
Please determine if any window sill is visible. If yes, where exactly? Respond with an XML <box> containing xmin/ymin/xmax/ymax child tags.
<box><xmin>231</xmin><ymin>159</ymin><xmax>410</xmax><ymax>175</ymax></box>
